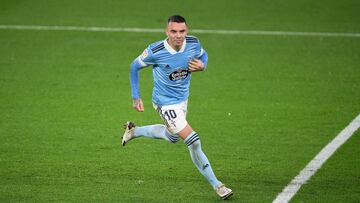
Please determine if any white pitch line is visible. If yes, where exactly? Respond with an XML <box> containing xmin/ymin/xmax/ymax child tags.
<box><xmin>1</xmin><ymin>24</ymin><xmax>360</xmax><ymax>38</ymax></box>
<box><xmin>273</xmin><ymin>113</ymin><xmax>360</xmax><ymax>203</ymax></box>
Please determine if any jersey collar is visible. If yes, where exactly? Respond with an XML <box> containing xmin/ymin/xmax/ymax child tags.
<box><xmin>164</xmin><ymin>38</ymin><xmax>186</xmax><ymax>54</ymax></box>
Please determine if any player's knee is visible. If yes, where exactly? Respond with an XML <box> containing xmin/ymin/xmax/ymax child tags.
<box><xmin>165</xmin><ymin>130</ymin><xmax>180</xmax><ymax>143</ymax></box>
<box><xmin>170</xmin><ymin>137</ymin><xmax>180</xmax><ymax>143</ymax></box>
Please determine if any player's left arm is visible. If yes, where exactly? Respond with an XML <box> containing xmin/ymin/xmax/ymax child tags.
<box><xmin>188</xmin><ymin>48</ymin><xmax>208</xmax><ymax>72</ymax></box>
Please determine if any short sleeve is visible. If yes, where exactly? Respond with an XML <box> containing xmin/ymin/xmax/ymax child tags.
<box><xmin>195</xmin><ymin>42</ymin><xmax>204</xmax><ymax>58</ymax></box>
<box><xmin>137</xmin><ymin>46</ymin><xmax>155</xmax><ymax>66</ymax></box>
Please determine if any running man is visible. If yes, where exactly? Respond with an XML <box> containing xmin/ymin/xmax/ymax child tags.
<box><xmin>122</xmin><ymin>15</ymin><xmax>233</xmax><ymax>200</ymax></box>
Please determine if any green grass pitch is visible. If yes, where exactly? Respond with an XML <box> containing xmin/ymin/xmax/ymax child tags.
<box><xmin>1</xmin><ymin>0</ymin><xmax>359</xmax><ymax>202</ymax></box>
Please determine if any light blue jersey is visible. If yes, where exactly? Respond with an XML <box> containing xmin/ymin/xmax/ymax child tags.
<box><xmin>130</xmin><ymin>35</ymin><xmax>208</xmax><ymax>106</ymax></box>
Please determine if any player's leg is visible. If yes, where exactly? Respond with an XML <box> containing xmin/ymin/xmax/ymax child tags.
<box><xmin>122</xmin><ymin>103</ymin><xmax>182</xmax><ymax>146</ymax></box>
<box><xmin>178</xmin><ymin>125</ymin><xmax>221</xmax><ymax>188</ymax></box>
<box><xmin>121</xmin><ymin>122</ymin><xmax>179</xmax><ymax>146</ymax></box>
<box><xmin>160</xmin><ymin>100</ymin><xmax>233</xmax><ymax>199</ymax></box>
<box><xmin>177</xmin><ymin>125</ymin><xmax>233</xmax><ymax>199</ymax></box>
<box><xmin>134</xmin><ymin>123</ymin><xmax>179</xmax><ymax>142</ymax></box>
<box><xmin>160</xmin><ymin>101</ymin><xmax>222</xmax><ymax>189</ymax></box>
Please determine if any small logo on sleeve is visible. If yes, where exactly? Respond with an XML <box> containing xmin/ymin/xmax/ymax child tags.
<box><xmin>140</xmin><ymin>49</ymin><xmax>148</xmax><ymax>60</ymax></box>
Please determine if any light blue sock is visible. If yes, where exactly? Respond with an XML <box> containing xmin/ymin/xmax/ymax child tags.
<box><xmin>134</xmin><ymin>124</ymin><xmax>180</xmax><ymax>143</ymax></box>
<box><xmin>185</xmin><ymin>132</ymin><xmax>222</xmax><ymax>188</ymax></box>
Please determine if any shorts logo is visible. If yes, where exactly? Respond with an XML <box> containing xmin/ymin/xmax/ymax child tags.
<box><xmin>169</xmin><ymin>69</ymin><xmax>189</xmax><ymax>81</ymax></box>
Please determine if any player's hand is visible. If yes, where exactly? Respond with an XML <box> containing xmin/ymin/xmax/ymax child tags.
<box><xmin>133</xmin><ymin>98</ymin><xmax>144</xmax><ymax>112</ymax></box>
<box><xmin>188</xmin><ymin>58</ymin><xmax>205</xmax><ymax>72</ymax></box>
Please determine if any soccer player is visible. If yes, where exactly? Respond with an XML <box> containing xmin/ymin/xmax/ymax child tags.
<box><xmin>122</xmin><ymin>15</ymin><xmax>233</xmax><ymax>200</ymax></box>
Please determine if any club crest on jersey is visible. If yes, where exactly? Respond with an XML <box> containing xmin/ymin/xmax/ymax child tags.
<box><xmin>169</xmin><ymin>69</ymin><xmax>189</xmax><ymax>81</ymax></box>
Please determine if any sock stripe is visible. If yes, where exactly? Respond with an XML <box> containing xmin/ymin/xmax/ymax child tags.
<box><xmin>185</xmin><ymin>133</ymin><xmax>198</xmax><ymax>143</ymax></box>
<box><xmin>187</xmin><ymin>136</ymin><xmax>200</xmax><ymax>146</ymax></box>
<box><xmin>168</xmin><ymin>134</ymin><xmax>178</xmax><ymax>139</ymax></box>
<box><xmin>185</xmin><ymin>133</ymin><xmax>199</xmax><ymax>146</ymax></box>
<box><xmin>167</xmin><ymin>135</ymin><xmax>178</xmax><ymax>142</ymax></box>
<box><xmin>185</xmin><ymin>133</ymin><xmax>198</xmax><ymax>145</ymax></box>
<box><xmin>165</xmin><ymin>132</ymin><xmax>179</xmax><ymax>143</ymax></box>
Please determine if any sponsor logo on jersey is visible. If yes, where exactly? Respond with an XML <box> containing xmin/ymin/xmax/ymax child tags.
<box><xmin>169</xmin><ymin>69</ymin><xmax>189</xmax><ymax>81</ymax></box>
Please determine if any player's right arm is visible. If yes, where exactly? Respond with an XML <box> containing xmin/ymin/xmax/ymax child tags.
<box><xmin>129</xmin><ymin>47</ymin><xmax>154</xmax><ymax>112</ymax></box>
<box><xmin>130</xmin><ymin>59</ymin><xmax>145</xmax><ymax>112</ymax></box>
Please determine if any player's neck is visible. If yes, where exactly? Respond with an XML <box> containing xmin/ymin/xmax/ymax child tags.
<box><xmin>172</xmin><ymin>45</ymin><xmax>181</xmax><ymax>51</ymax></box>
<box><xmin>167</xmin><ymin>39</ymin><xmax>183</xmax><ymax>51</ymax></box>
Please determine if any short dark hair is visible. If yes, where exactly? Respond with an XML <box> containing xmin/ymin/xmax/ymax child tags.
<box><xmin>167</xmin><ymin>15</ymin><xmax>186</xmax><ymax>24</ymax></box>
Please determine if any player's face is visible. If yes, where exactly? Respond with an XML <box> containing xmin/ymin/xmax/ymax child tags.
<box><xmin>166</xmin><ymin>22</ymin><xmax>188</xmax><ymax>51</ymax></box>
